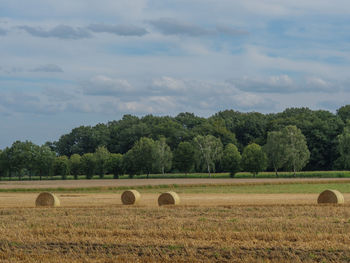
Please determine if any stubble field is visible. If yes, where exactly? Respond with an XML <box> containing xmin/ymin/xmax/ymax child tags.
<box><xmin>0</xmin><ymin>178</ymin><xmax>349</xmax><ymax>262</ymax></box>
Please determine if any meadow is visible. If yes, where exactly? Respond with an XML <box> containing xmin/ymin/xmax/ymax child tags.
<box><xmin>1</xmin><ymin>170</ymin><xmax>350</xmax><ymax>181</ymax></box>
<box><xmin>0</xmin><ymin>178</ymin><xmax>349</xmax><ymax>262</ymax></box>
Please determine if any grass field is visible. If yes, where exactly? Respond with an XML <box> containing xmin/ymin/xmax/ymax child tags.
<box><xmin>0</xmin><ymin>178</ymin><xmax>349</xmax><ymax>262</ymax></box>
<box><xmin>0</xmin><ymin>178</ymin><xmax>350</xmax><ymax>193</ymax></box>
<box><xmin>2</xmin><ymin>170</ymin><xmax>350</xmax><ymax>181</ymax></box>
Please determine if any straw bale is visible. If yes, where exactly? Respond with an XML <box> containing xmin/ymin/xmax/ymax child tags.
<box><xmin>317</xmin><ymin>189</ymin><xmax>344</xmax><ymax>204</ymax></box>
<box><xmin>158</xmin><ymin>191</ymin><xmax>180</xmax><ymax>206</ymax></box>
<box><xmin>121</xmin><ymin>190</ymin><xmax>141</xmax><ymax>205</ymax></box>
<box><xmin>35</xmin><ymin>192</ymin><xmax>60</xmax><ymax>207</ymax></box>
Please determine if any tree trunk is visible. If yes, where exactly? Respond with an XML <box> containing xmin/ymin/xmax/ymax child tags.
<box><xmin>147</xmin><ymin>172</ymin><xmax>149</xmax><ymax>179</ymax></box>
<box><xmin>275</xmin><ymin>169</ymin><xmax>278</xmax><ymax>177</ymax></box>
<box><xmin>162</xmin><ymin>166</ymin><xmax>165</xmax><ymax>175</ymax></box>
<box><xmin>207</xmin><ymin>164</ymin><xmax>211</xmax><ymax>178</ymax></box>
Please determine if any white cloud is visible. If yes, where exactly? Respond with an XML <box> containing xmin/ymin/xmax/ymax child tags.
<box><xmin>87</xmin><ymin>24</ymin><xmax>148</xmax><ymax>36</ymax></box>
<box><xmin>228</xmin><ymin>74</ymin><xmax>336</xmax><ymax>93</ymax></box>
<box><xmin>18</xmin><ymin>25</ymin><xmax>92</xmax><ymax>39</ymax></box>
<box><xmin>1</xmin><ymin>0</ymin><xmax>350</xmax><ymax>148</ymax></box>
<box><xmin>32</xmin><ymin>64</ymin><xmax>63</xmax><ymax>72</ymax></box>
<box><xmin>81</xmin><ymin>75</ymin><xmax>134</xmax><ymax>96</ymax></box>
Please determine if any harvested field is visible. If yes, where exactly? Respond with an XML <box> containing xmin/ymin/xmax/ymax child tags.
<box><xmin>0</xmin><ymin>180</ymin><xmax>349</xmax><ymax>262</ymax></box>
<box><xmin>0</xmin><ymin>203</ymin><xmax>349</xmax><ymax>262</ymax></box>
<box><xmin>0</xmin><ymin>192</ymin><xmax>349</xmax><ymax>207</ymax></box>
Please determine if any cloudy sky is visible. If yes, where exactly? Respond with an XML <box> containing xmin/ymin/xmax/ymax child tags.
<box><xmin>1</xmin><ymin>0</ymin><xmax>350</xmax><ymax>147</ymax></box>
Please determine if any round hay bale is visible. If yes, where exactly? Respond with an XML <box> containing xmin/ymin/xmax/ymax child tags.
<box><xmin>158</xmin><ymin>191</ymin><xmax>180</xmax><ymax>206</ymax></box>
<box><xmin>121</xmin><ymin>190</ymin><xmax>141</xmax><ymax>205</ymax></box>
<box><xmin>35</xmin><ymin>192</ymin><xmax>60</xmax><ymax>207</ymax></box>
<box><xmin>317</xmin><ymin>189</ymin><xmax>344</xmax><ymax>204</ymax></box>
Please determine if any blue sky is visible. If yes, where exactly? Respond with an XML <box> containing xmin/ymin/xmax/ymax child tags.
<box><xmin>1</xmin><ymin>0</ymin><xmax>350</xmax><ymax>148</ymax></box>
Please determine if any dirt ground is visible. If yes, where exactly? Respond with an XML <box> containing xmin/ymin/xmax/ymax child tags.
<box><xmin>0</xmin><ymin>177</ymin><xmax>349</xmax><ymax>189</ymax></box>
<box><xmin>0</xmin><ymin>192</ymin><xmax>349</xmax><ymax>208</ymax></box>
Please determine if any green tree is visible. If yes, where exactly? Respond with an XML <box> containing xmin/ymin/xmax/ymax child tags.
<box><xmin>269</xmin><ymin>108</ymin><xmax>342</xmax><ymax>170</ymax></box>
<box><xmin>193</xmin><ymin>135</ymin><xmax>223</xmax><ymax>177</ymax></box>
<box><xmin>8</xmin><ymin>141</ymin><xmax>39</xmax><ymax>180</ymax></box>
<box><xmin>81</xmin><ymin>153</ymin><xmax>96</xmax><ymax>179</ymax></box>
<box><xmin>336</xmin><ymin>124</ymin><xmax>350</xmax><ymax>169</ymax></box>
<box><xmin>0</xmin><ymin>149</ymin><xmax>4</xmax><ymax>179</ymax></box>
<box><xmin>175</xmin><ymin>112</ymin><xmax>206</xmax><ymax>129</ymax></box>
<box><xmin>53</xmin><ymin>156</ymin><xmax>69</xmax><ymax>179</ymax></box>
<box><xmin>242</xmin><ymin>143</ymin><xmax>267</xmax><ymax>177</ymax></box>
<box><xmin>107</xmin><ymin>153</ymin><xmax>124</xmax><ymax>179</ymax></box>
<box><xmin>264</xmin><ymin>131</ymin><xmax>287</xmax><ymax>177</ymax></box>
<box><xmin>337</xmin><ymin>105</ymin><xmax>350</xmax><ymax>123</ymax></box>
<box><xmin>154</xmin><ymin>137</ymin><xmax>172</xmax><ymax>175</ymax></box>
<box><xmin>221</xmin><ymin>143</ymin><xmax>241</xmax><ymax>177</ymax></box>
<box><xmin>34</xmin><ymin>145</ymin><xmax>56</xmax><ymax>180</ymax></box>
<box><xmin>107</xmin><ymin>115</ymin><xmax>150</xmax><ymax>154</ymax></box>
<box><xmin>123</xmin><ymin>137</ymin><xmax>157</xmax><ymax>178</ymax></box>
<box><xmin>145</xmin><ymin>116</ymin><xmax>187</xmax><ymax>149</ymax></box>
<box><xmin>173</xmin><ymin>142</ymin><xmax>195</xmax><ymax>174</ymax></box>
<box><xmin>69</xmin><ymin>154</ymin><xmax>81</xmax><ymax>180</ymax></box>
<box><xmin>282</xmin><ymin>125</ymin><xmax>310</xmax><ymax>176</ymax></box>
<box><xmin>0</xmin><ymin>147</ymin><xmax>11</xmax><ymax>179</ymax></box>
<box><xmin>54</xmin><ymin>124</ymin><xmax>110</xmax><ymax>156</ymax></box>
<box><xmin>123</xmin><ymin>151</ymin><xmax>137</xmax><ymax>178</ymax></box>
<box><xmin>94</xmin><ymin>146</ymin><xmax>110</xmax><ymax>179</ymax></box>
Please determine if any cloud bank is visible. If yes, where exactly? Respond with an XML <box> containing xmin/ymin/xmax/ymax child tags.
<box><xmin>0</xmin><ymin>0</ymin><xmax>350</xmax><ymax>148</ymax></box>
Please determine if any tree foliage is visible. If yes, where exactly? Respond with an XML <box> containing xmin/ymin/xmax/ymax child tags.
<box><xmin>337</xmin><ymin>124</ymin><xmax>350</xmax><ymax>169</ymax></box>
<box><xmin>281</xmin><ymin>125</ymin><xmax>310</xmax><ymax>175</ymax></box>
<box><xmin>94</xmin><ymin>146</ymin><xmax>110</xmax><ymax>179</ymax></box>
<box><xmin>242</xmin><ymin>143</ymin><xmax>267</xmax><ymax>176</ymax></box>
<box><xmin>194</xmin><ymin>135</ymin><xmax>223</xmax><ymax>177</ymax></box>
<box><xmin>69</xmin><ymin>154</ymin><xmax>81</xmax><ymax>180</ymax></box>
<box><xmin>34</xmin><ymin>145</ymin><xmax>56</xmax><ymax>180</ymax></box>
<box><xmin>53</xmin><ymin>156</ymin><xmax>69</xmax><ymax>179</ymax></box>
<box><xmin>154</xmin><ymin>137</ymin><xmax>172</xmax><ymax>174</ymax></box>
<box><xmin>124</xmin><ymin>137</ymin><xmax>157</xmax><ymax>178</ymax></box>
<box><xmin>173</xmin><ymin>142</ymin><xmax>195</xmax><ymax>174</ymax></box>
<box><xmin>81</xmin><ymin>153</ymin><xmax>96</xmax><ymax>179</ymax></box>
<box><xmin>2</xmin><ymin>105</ymin><xmax>350</xmax><ymax>179</ymax></box>
<box><xmin>221</xmin><ymin>143</ymin><xmax>241</xmax><ymax>177</ymax></box>
<box><xmin>107</xmin><ymin>153</ymin><xmax>124</xmax><ymax>179</ymax></box>
<box><xmin>264</xmin><ymin>131</ymin><xmax>287</xmax><ymax>176</ymax></box>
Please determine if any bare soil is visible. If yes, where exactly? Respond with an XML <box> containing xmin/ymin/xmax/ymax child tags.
<box><xmin>0</xmin><ymin>177</ymin><xmax>349</xmax><ymax>189</ymax></box>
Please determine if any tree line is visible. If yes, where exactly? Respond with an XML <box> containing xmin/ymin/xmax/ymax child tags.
<box><xmin>1</xmin><ymin>105</ymin><xmax>350</xmax><ymax>179</ymax></box>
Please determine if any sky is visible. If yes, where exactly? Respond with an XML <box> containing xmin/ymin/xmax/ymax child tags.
<box><xmin>1</xmin><ymin>0</ymin><xmax>350</xmax><ymax>148</ymax></box>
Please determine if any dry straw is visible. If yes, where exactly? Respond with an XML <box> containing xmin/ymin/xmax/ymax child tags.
<box><xmin>158</xmin><ymin>191</ymin><xmax>180</xmax><ymax>206</ymax></box>
<box><xmin>317</xmin><ymin>189</ymin><xmax>344</xmax><ymax>204</ymax></box>
<box><xmin>35</xmin><ymin>192</ymin><xmax>60</xmax><ymax>207</ymax></box>
<box><xmin>121</xmin><ymin>190</ymin><xmax>141</xmax><ymax>205</ymax></box>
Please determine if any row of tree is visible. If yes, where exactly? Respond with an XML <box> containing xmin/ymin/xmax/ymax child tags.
<box><xmin>46</xmin><ymin>106</ymin><xmax>350</xmax><ymax>171</ymax></box>
<box><xmin>3</xmin><ymin>106</ymin><xmax>350</xmax><ymax>179</ymax></box>
<box><xmin>0</xmin><ymin>125</ymin><xmax>311</xmax><ymax>179</ymax></box>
